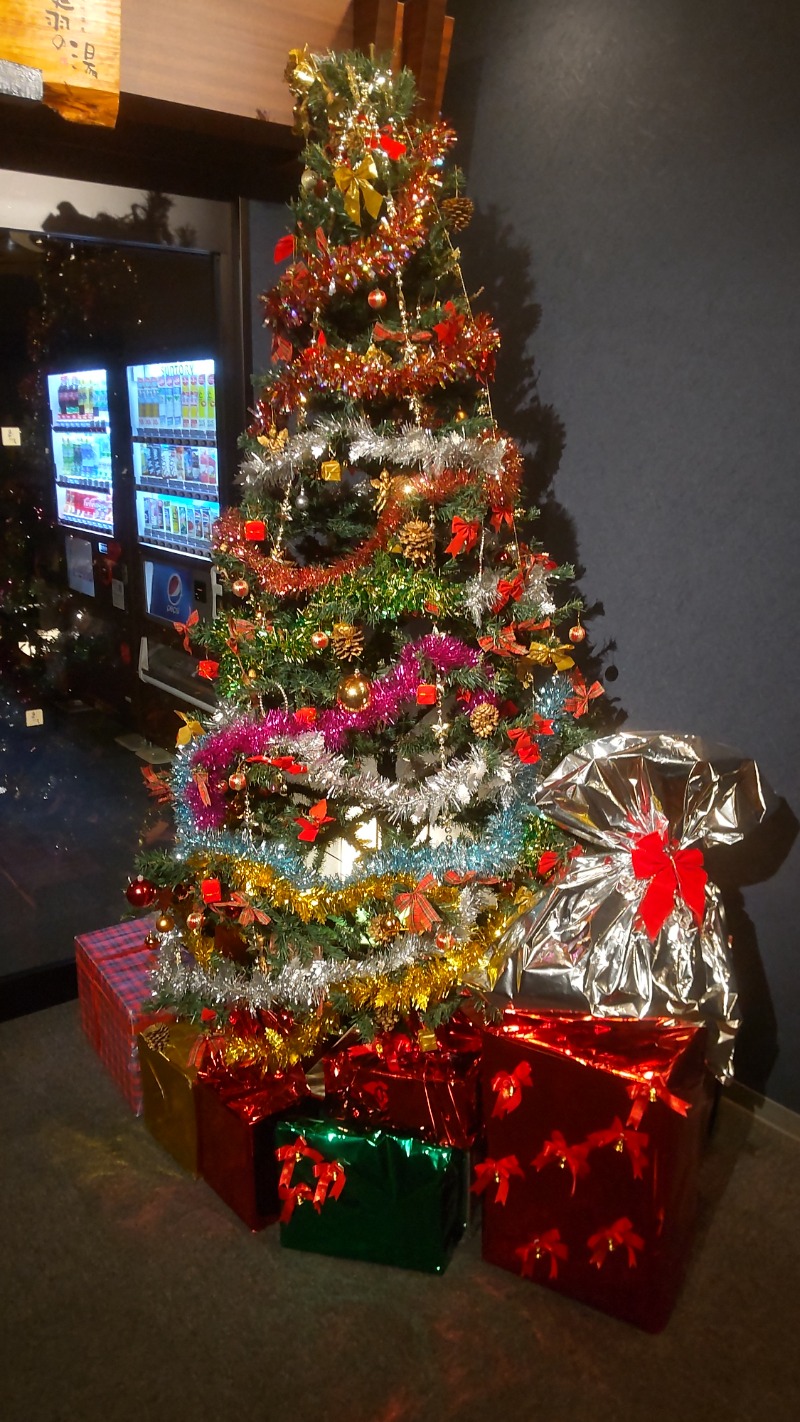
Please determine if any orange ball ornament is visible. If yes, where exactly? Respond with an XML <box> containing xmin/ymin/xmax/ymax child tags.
<box><xmin>310</xmin><ymin>630</ymin><xmax>330</xmax><ymax>652</ymax></box>
<box><xmin>232</xmin><ymin>578</ymin><xmax>250</xmax><ymax>598</ymax></box>
<box><xmin>568</xmin><ymin>621</ymin><xmax>587</xmax><ymax>644</ymax></box>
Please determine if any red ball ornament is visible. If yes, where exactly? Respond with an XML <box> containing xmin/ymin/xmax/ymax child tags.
<box><xmin>310</xmin><ymin>630</ymin><xmax>330</xmax><ymax>652</ymax></box>
<box><xmin>368</xmin><ymin>288</ymin><xmax>388</xmax><ymax>310</ymax></box>
<box><xmin>186</xmin><ymin>910</ymin><xmax>205</xmax><ymax>932</ymax></box>
<box><xmin>125</xmin><ymin>876</ymin><xmax>158</xmax><ymax>908</ymax></box>
<box><xmin>568</xmin><ymin>621</ymin><xmax>587</xmax><ymax>644</ymax></box>
<box><xmin>232</xmin><ymin>578</ymin><xmax>250</xmax><ymax>598</ymax></box>
<box><xmin>228</xmin><ymin>770</ymin><xmax>247</xmax><ymax>792</ymax></box>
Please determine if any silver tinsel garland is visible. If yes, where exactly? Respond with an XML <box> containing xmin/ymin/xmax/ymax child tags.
<box><xmin>237</xmin><ymin>414</ymin><xmax>507</xmax><ymax>492</ymax></box>
<box><xmin>149</xmin><ymin>884</ymin><xmax>496</xmax><ymax>1014</ymax></box>
<box><xmin>274</xmin><ymin>733</ymin><xmax>518</xmax><ymax>825</ymax></box>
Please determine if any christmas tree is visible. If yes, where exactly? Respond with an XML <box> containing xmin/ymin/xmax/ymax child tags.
<box><xmin>131</xmin><ymin>49</ymin><xmax>604</xmax><ymax>1070</ymax></box>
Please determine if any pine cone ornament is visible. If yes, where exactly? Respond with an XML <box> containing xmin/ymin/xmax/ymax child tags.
<box><xmin>331</xmin><ymin>621</ymin><xmax>365</xmax><ymax>661</ymax></box>
<box><xmin>368</xmin><ymin>912</ymin><xmax>402</xmax><ymax>945</ymax></box>
<box><xmin>470</xmin><ymin>702</ymin><xmax>500</xmax><ymax>738</ymax></box>
<box><xmin>441</xmin><ymin>196</ymin><xmax>475</xmax><ymax>232</ymax></box>
<box><xmin>398</xmin><ymin>518</ymin><xmax>435</xmax><ymax>566</ymax></box>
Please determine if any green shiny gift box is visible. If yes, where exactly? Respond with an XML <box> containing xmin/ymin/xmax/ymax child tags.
<box><xmin>275</xmin><ymin>1116</ymin><xmax>467</xmax><ymax>1274</ymax></box>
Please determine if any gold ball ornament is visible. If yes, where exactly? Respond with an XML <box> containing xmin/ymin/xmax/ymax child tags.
<box><xmin>454</xmin><ymin>408</ymin><xmax>468</xmax><ymax>422</ymax></box>
<box><xmin>232</xmin><ymin>578</ymin><xmax>250</xmax><ymax>598</ymax></box>
<box><xmin>470</xmin><ymin>702</ymin><xmax>500</xmax><ymax>738</ymax></box>
<box><xmin>331</xmin><ymin>621</ymin><xmax>365</xmax><ymax>661</ymax></box>
<box><xmin>310</xmin><ymin>629</ymin><xmax>330</xmax><ymax>652</ymax></box>
<box><xmin>155</xmin><ymin>912</ymin><xmax>175</xmax><ymax>934</ymax></box>
<box><xmin>336</xmin><ymin>672</ymin><xmax>373</xmax><ymax>712</ymax></box>
<box><xmin>368</xmin><ymin>911</ymin><xmax>402</xmax><ymax>945</ymax></box>
<box><xmin>228</xmin><ymin>770</ymin><xmax>247</xmax><ymax>792</ymax></box>
<box><xmin>398</xmin><ymin>518</ymin><xmax>435</xmax><ymax>566</ymax></box>
<box><xmin>246</xmin><ymin>668</ymin><xmax>259</xmax><ymax>681</ymax></box>
<box><xmin>568</xmin><ymin>621</ymin><xmax>587</xmax><ymax>644</ymax></box>
<box><xmin>144</xmin><ymin>931</ymin><xmax>160</xmax><ymax>948</ymax></box>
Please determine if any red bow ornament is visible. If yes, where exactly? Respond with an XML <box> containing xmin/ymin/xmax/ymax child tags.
<box><xmin>279</xmin><ymin>1182</ymin><xmax>314</xmax><ymax>1222</ymax></box>
<box><xmin>366</xmin><ymin>126</ymin><xmax>407</xmax><ymax>160</ymax></box>
<box><xmin>214</xmin><ymin>891</ymin><xmax>271</xmax><ymax>928</ymax></box>
<box><xmin>587</xmin><ymin>1118</ymin><xmax>650</xmax><ymax>1180</ymax></box>
<box><xmin>630</xmin><ymin>828</ymin><xmax>707</xmax><ymax>940</ymax></box>
<box><xmin>445</xmin><ymin>515</ymin><xmax>481</xmax><ymax>557</ymax></box>
<box><xmin>493</xmin><ymin>573</ymin><xmax>525</xmax><ymax>611</ymax></box>
<box><xmin>588</xmin><ymin>1217</ymin><xmax>645</xmax><ymax>1269</ymax></box>
<box><xmin>490</xmin><ymin>507</ymin><xmax>514</xmax><ymax>532</ymax></box>
<box><xmin>173</xmin><ymin>608</ymin><xmax>199</xmax><ymax>652</ymax></box>
<box><xmin>295</xmin><ymin>799</ymin><xmax>335</xmax><ymax>843</ymax></box>
<box><xmin>516</xmin><ymin>1228</ymin><xmax>569</xmax><ymax>1280</ymax></box>
<box><xmin>470</xmin><ymin>1155</ymin><xmax>525</xmax><ymax>1206</ymax></box>
<box><xmin>563</xmin><ymin>669</ymin><xmax>604</xmax><ymax>718</ymax></box>
<box><xmin>394</xmin><ymin>874</ymin><xmax>442</xmax><ymax>932</ymax></box>
<box><xmin>625</xmin><ymin>1078</ymin><xmax>691</xmax><ymax>1128</ymax></box>
<box><xmin>507</xmin><ymin>727</ymin><xmax>542</xmax><ymax>765</ymax></box>
<box><xmin>532</xmin><ymin>1131</ymin><xmax>591</xmax><ymax>1195</ymax></box>
<box><xmin>490</xmin><ymin>1061</ymin><xmax>533</xmax><ymax>1117</ymax></box>
<box><xmin>433</xmin><ymin>300</ymin><xmax>466</xmax><ymax>346</ymax></box>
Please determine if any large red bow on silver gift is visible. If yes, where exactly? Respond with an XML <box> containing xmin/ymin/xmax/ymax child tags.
<box><xmin>630</xmin><ymin>828</ymin><xmax>707</xmax><ymax>940</ymax></box>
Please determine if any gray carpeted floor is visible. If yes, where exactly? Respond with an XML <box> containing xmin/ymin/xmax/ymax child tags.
<box><xmin>2</xmin><ymin>1001</ymin><xmax>799</xmax><ymax>1422</ymax></box>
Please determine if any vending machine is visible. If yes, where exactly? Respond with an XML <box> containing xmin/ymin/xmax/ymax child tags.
<box><xmin>128</xmin><ymin>358</ymin><xmax>222</xmax><ymax>712</ymax></box>
<box><xmin>47</xmin><ymin>367</ymin><xmax>115</xmax><ymax>539</ymax></box>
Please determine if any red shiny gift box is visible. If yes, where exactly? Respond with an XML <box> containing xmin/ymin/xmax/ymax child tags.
<box><xmin>76</xmin><ymin>919</ymin><xmax>172</xmax><ymax>1114</ymax></box>
<box><xmin>196</xmin><ymin>1066</ymin><xmax>310</xmax><ymax>1230</ymax></box>
<box><xmin>477</xmin><ymin>1013</ymin><xmax>714</xmax><ymax>1331</ymax></box>
<box><xmin>323</xmin><ymin>1019</ymin><xmax>483</xmax><ymax>1150</ymax></box>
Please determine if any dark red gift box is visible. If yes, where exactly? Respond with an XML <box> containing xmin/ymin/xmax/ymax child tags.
<box><xmin>323</xmin><ymin>1018</ymin><xmax>483</xmax><ymax>1150</ymax></box>
<box><xmin>477</xmin><ymin>1013</ymin><xmax>714</xmax><ymax>1331</ymax></box>
<box><xmin>196</xmin><ymin>1066</ymin><xmax>310</xmax><ymax>1230</ymax></box>
<box><xmin>76</xmin><ymin>919</ymin><xmax>172</xmax><ymax>1114</ymax></box>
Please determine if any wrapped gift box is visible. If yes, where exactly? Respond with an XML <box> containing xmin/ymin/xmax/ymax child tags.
<box><xmin>275</xmin><ymin>1115</ymin><xmax>468</xmax><ymax>1273</ymax></box>
<box><xmin>138</xmin><ymin>1021</ymin><xmax>209</xmax><ymax>1175</ymax></box>
<box><xmin>323</xmin><ymin>1018</ymin><xmax>483</xmax><ymax>1150</ymax></box>
<box><xmin>477</xmin><ymin>1013</ymin><xmax>714</xmax><ymax>1331</ymax></box>
<box><xmin>195</xmin><ymin>1067</ymin><xmax>310</xmax><ymax>1231</ymax></box>
<box><xmin>76</xmin><ymin>919</ymin><xmax>171</xmax><ymax>1114</ymax></box>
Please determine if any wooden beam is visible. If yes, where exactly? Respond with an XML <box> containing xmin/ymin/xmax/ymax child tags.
<box><xmin>401</xmin><ymin>0</ymin><xmax>448</xmax><ymax>117</ymax></box>
<box><xmin>353</xmin><ymin>0</ymin><xmax>402</xmax><ymax>57</ymax></box>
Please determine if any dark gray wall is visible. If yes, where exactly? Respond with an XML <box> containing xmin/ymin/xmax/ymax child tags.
<box><xmin>446</xmin><ymin>0</ymin><xmax>800</xmax><ymax>1110</ymax></box>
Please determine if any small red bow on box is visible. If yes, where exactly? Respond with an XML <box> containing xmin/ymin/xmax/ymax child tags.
<box><xmin>587</xmin><ymin>1118</ymin><xmax>650</xmax><ymax>1179</ymax></box>
<box><xmin>275</xmin><ymin>1136</ymin><xmax>324</xmax><ymax>1192</ymax></box>
<box><xmin>445</xmin><ymin>515</ymin><xmax>481</xmax><ymax>557</ymax></box>
<box><xmin>279</xmin><ymin>1182</ymin><xmax>314</xmax><ymax>1222</ymax></box>
<box><xmin>312</xmin><ymin>1159</ymin><xmax>347</xmax><ymax>1210</ymax></box>
<box><xmin>563</xmin><ymin>669</ymin><xmax>604</xmax><ymax>718</ymax></box>
<box><xmin>394</xmin><ymin>874</ymin><xmax>442</xmax><ymax>932</ymax></box>
<box><xmin>471</xmin><ymin>1155</ymin><xmax>525</xmax><ymax>1206</ymax></box>
<box><xmin>295</xmin><ymin>799</ymin><xmax>335</xmax><ymax>843</ymax></box>
<box><xmin>490</xmin><ymin>1060</ymin><xmax>533</xmax><ymax>1117</ymax></box>
<box><xmin>493</xmin><ymin>573</ymin><xmax>524</xmax><ymax>611</ymax></box>
<box><xmin>625</xmin><ymin>1078</ymin><xmax>691</xmax><ymax>1128</ymax></box>
<box><xmin>173</xmin><ymin>608</ymin><xmax>199</xmax><ymax>652</ymax></box>
<box><xmin>630</xmin><ymin>828</ymin><xmax>708</xmax><ymax>940</ymax></box>
<box><xmin>516</xmin><ymin>1228</ymin><xmax>569</xmax><ymax>1280</ymax></box>
<box><xmin>588</xmin><ymin>1217</ymin><xmax>645</xmax><ymax>1269</ymax></box>
<box><xmin>532</xmin><ymin>1131</ymin><xmax>591</xmax><ymax>1195</ymax></box>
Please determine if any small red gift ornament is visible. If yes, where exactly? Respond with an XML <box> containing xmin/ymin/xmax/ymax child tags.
<box><xmin>200</xmin><ymin>878</ymin><xmax>223</xmax><ymax>905</ymax></box>
<box><xmin>416</xmin><ymin>683</ymin><xmax>437</xmax><ymax>706</ymax></box>
<box><xmin>243</xmin><ymin>519</ymin><xmax>266</xmax><ymax>541</ymax></box>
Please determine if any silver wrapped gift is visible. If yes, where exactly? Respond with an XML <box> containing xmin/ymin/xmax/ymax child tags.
<box><xmin>493</xmin><ymin>731</ymin><xmax>774</xmax><ymax>1077</ymax></box>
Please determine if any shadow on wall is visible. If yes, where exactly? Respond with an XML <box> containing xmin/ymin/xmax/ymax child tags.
<box><xmin>465</xmin><ymin>202</ymin><xmax>620</xmax><ymax>707</ymax></box>
<box><xmin>462</xmin><ymin>195</ymin><xmax>795</xmax><ymax>1100</ymax></box>
<box><xmin>41</xmin><ymin>192</ymin><xmax>197</xmax><ymax>248</ymax></box>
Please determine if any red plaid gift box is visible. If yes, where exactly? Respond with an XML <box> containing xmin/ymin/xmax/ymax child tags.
<box><xmin>477</xmin><ymin>1013</ymin><xmax>715</xmax><ymax>1332</ymax></box>
<box><xmin>76</xmin><ymin>919</ymin><xmax>172</xmax><ymax>1114</ymax></box>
